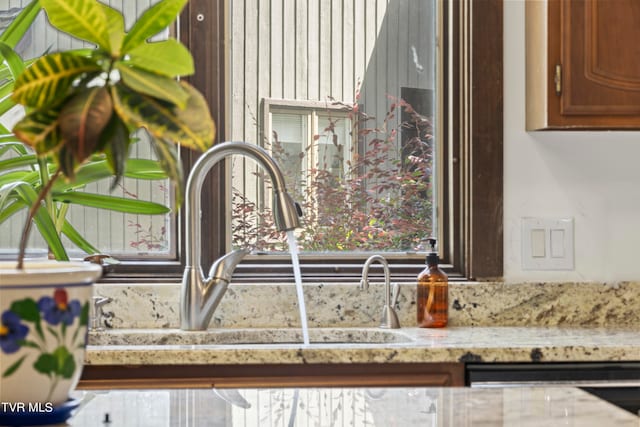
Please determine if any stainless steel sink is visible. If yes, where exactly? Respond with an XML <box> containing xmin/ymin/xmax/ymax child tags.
<box><xmin>89</xmin><ymin>328</ymin><xmax>413</xmax><ymax>346</ymax></box>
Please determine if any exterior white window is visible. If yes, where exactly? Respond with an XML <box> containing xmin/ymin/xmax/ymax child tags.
<box><xmin>268</xmin><ymin>103</ymin><xmax>353</xmax><ymax>200</ymax></box>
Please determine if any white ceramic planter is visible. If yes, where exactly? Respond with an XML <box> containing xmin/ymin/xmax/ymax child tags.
<box><xmin>0</xmin><ymin>261</ymin><xmax>101</xmax><ymax>406</ymax></box>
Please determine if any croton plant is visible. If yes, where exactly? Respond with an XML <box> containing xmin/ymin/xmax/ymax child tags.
<box><xmin>0</xmin><ymin>0</ymin><xmax>215</xmax><ymax>267</ymax></box>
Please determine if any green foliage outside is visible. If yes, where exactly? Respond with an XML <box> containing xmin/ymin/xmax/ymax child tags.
<box><xmin>232</xmin><ymin>95</ymin><xmax>434</xmax><ymax>253</ymax></box>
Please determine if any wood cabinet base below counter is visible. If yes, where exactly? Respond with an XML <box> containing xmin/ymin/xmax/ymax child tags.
<box><xmin>79</xmin><ymin>363</ymin><xmax>465</xmax><ymax>389</ymax></box>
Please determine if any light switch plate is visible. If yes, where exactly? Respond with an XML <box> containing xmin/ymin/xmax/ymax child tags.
<box><xmin>522</xmin><ymin>217</ymin><xmax>574</xmax><ymax>270</ymax></box>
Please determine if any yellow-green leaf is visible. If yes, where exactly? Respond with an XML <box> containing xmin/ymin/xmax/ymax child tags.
<box><xmin>116</xmin><ymin>63</ymin><xmax>189</xmax><ymax>108</ymax></box>
<box><xmin>126</xmin><ymin>39</ymin><xmax>194</xmax><ymax>78</ymax></box>
<box><xmin>0</xmin><ymin>1</ymin><xmax>42</xmax><ymax>49</ymax></box>
<box><xmin>8</xmin><ymin>181</ymin><xmax>68</xmax><ymax>260</ymax></box>
<box><xmin>54</xmin><ymin>192</ymin><xmax>170</xmax><ymax>214</ymax></box>
<box><xmin>40</xmin><ymin>0</ymin><xmax>111</xmax><ymax>51</ymax></box>
<box><xmin>12</xmin><ymin>52</ymin><xmax>102</xmax><ymax>108</ymax></box>
<box><xmin>0</xmin><ymin>154</ymin><xmax>37</xmax><ymax>172</ymax></box>
<box><xmin>0</xmin><ymin>199</ymin><xmax>26</xmax><ymax>225</ymax></box>
<box><xmin>51</xmin><ymin>158</ymin><xmax>166</xmax><ymax>193</ymax></box>
<box><xmin>111</xmin><ymin>82</ymin><xmax>215</xmax><ymax>152</ymax></box>
<box><xmin>121</xmin><ymin>0</ymin><xmax>187</xmax><ymax>54</ymax></box>
<box><xmin>61</xmin><ymin>220</ymin><xmax>99</xmax><ymax>254</ymax></box>
<box><xmin>0</xmin><ymin>170</ymin><xmax>35</xmax><ymax>189</ymax></box>
<box><xmin>13</xmin><ymin>107</ymin><xmax>63</xmax><ymax>155</ymax></box>
<box><xmin>100</xmin><ymin>3</ymin><xmax>125</xmax><ymax>56</ymax></box>
<box><xmin>171</xmin><ymin>83</ymin><xmax>215</xmax><ymax>150</ymax></box>
<box><xmin>0</xmin><ymin>42</ymin><xmax>25</xmax><ymax>81</ymax></box>
<box><xmin>150</xmin><ymin>136</ymin><xmax>183</xmax><ymax>207</ymax></box>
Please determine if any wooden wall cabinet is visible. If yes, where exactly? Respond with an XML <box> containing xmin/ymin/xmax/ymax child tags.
<box><xmin>526</xmin><ymin>0</ymin><xmax>640</xmax><ymax>130</ymax></box>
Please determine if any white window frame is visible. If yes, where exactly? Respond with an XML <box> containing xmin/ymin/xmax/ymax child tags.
<box><xmin>262</xmin><ymin>99</ymin><xmax>355</xmax><ymax>219</ymax></box>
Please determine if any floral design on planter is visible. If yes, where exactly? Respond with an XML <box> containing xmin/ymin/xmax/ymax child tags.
<box><xmin>1</xmin><ymin>288</ymin><xmax>89</xmax><ymax>400</ymax></box>
<box><xmin>38</xmin><ymin>288</ymin><xmax>82</xmax><ymax>326</ymax></box>
<box><xmin>0</xmin><ymin>311</ymin><xmax>29</xmax><ymax>354</ymax></box>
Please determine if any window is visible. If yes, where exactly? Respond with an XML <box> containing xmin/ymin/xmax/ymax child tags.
<box><xmin>222</xmin><ymin>0</ymin><xmax>503</xmax><ymax>280</ymax></box>
<box><xmin>0</xmin><ymin>1</ymin><xmax>176</xmax><ymax>264</ymax></box>
<box><xmin>228</xmin><ymin>1</ymin><xmax>438</xmax><ymax>262</ymax></box>
<box><xmin>268</xmin><ymin>101</ymin><xmax>353</xmax><ymax>222</ymax></box>
<box><xmin>0</xmin><ymin>0</ymin><xmax>503</xmax><ymax>281</ymax></box>
<box><xmin>231</xmin><ymin>101</ymin><xmax>357</xmax><ymax>252</ymax></box>
<box><xmin>268</xmin><ymin>102</ymin><xmax>354</xmax><ymax>197</ymax></box>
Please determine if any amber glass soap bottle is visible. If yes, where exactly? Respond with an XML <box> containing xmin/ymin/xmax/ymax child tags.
<box><xmin>417</xmin><ymin>239</ymin><xmax>448</xmax><ymax>328</ymax></box>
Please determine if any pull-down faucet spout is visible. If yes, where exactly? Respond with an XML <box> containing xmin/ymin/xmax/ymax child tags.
<box><xmin>180</xmin><ymin>141</ymin><xmax>301</xmax><ymax>330</ymax></box>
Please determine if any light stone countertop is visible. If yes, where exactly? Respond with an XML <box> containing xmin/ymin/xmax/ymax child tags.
<box><xmin>86</xmin><ymin>280</ymin><xmax>640</xmax><ymax>366</ymax></box>
<box><xmin>86</xmin><ymin>326</ymin><xmax>640</xmax><ymax>365</ymax></box>
<box><xmin>92</xmin><ymin>280</ymin><xmax>640</xmax><ymax>329</ymax></box>
<box><xmin>66</xmin><ymin>386</ymin><xmax>638</xmax><ymax>426</ymax></box>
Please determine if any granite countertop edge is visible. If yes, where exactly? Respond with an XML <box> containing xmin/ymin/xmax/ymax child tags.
<box><xmin>84</xmin><ymin>326</ymin><xmax>640</xmax><ymax>366</ymax></box>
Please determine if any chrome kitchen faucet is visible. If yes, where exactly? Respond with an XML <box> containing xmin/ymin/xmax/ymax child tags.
<box><xmin>180</xmin><ymin>142</ymin><xmax>301</xmax><ymax>330</ymax></box>
<box><xmin>360</xmin><ymin>255</ymin><xmax>401</xmax><ymax>329</ymax></box>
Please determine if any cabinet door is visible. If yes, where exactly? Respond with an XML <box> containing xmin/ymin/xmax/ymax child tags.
<box><xmin>527</xmin><ymin>0</ymin><xmax>640</xmax><ymax>129</ymax></box>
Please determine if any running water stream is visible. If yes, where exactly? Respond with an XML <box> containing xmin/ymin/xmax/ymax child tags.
<box><xmin>286</xmin><ymin>230</ymin><xmax>310</xmax><ymax>345</ymax></box>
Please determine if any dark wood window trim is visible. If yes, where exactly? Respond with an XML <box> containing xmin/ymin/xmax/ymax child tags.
<box><xmin>105</xmin><ymin>0</ymin><xmax>503</xmax><ymax>283</ymax></box>
<box><xmin>465</xmin><ymin>0</ymin><xmax>503</xmax><ymax>279</ymax></box>
<box><xmin>234</xmin><ymin>0</ymin><xmax>503</xmax><ymax>282</ymax></box>
<box><xmin>103</xmin><ymin>0</ymin><xmax>227</xmax><ymax>281</ymax></box>
<box><xmin>451</xmin><ymin>0</ymin><xmax>504</xmax><ymax>280</ymax></box>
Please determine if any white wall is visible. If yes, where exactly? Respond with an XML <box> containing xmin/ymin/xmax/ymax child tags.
<box><xmin>504</xmin><ymin>0</ymin><xmax>640</xmax><ymax>282</ymax></box>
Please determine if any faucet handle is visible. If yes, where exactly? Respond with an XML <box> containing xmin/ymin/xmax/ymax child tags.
<box><xmin>380</xmin><ymin>304</ymin><xmax>401</xmax><ymax>329</ymax></box>
<box><xmin>91</xmin><ymin>295</ymin><xmax>112</xmax><ymax>331</ymax></box>
<box><xmin>391</xmin><ymin>282</ymin><xmax>401</xmax><ymax>307</ymax></box>
<box><xmin>208</xmin><ymin>248</ymin><xmax>250</xmax><ymax>282</ymax></box>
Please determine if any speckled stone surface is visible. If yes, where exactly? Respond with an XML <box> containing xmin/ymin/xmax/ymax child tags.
<box><xmin>86</xmin><ymin>281</ymin><xmax>640</xmax><ymax>367</ymax></box>
<box><xmin>67</xmin><ymin>387</ymin><xmax>639</xmax><ymax>426</ymax></box>
<box><xmin>86</xmin><ymin>326</ymin><xmax>640</xmax><ymax>366</ymax></box>
<box><xmin>449</xmin><ymin>281</ymin><xmax>640</xmax><ymax>327</ymax></box>
<box><xmin>93</xmin><ymin>281</ymin><xmax>640</xmax><ymax>329</ymax></box>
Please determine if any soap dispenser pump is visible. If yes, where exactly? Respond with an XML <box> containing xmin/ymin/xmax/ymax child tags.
<box><xmin>417</xmin><ymin>238</ymin><xmax>448</xmax><ymax>328</ymax></box>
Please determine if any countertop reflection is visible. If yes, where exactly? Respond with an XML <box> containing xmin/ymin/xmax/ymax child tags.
<box><xmin>62</xmin><ymin>386</ymin><xmax>638</xmax><ymax>426</ymax></box>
